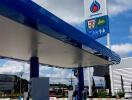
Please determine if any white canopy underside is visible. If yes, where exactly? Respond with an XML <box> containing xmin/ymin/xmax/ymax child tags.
<box><xmin>0</xmin><ymin>16</ymin><xmax>111</xmax><ymax>68</ymax></box>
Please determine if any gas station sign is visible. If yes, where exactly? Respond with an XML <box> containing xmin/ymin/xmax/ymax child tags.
<box><xmin>84</xmin><ymin>0</ymin><xmax>109</xmax><ymax>39</ymax></box>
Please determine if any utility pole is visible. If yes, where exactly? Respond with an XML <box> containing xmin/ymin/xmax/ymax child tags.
<box><xmin>19</xmin><ymin>62</ymin><xmax>25</xmax><ymax>95</ymax></box>
<box><xmin>69</xmin><ymin>76</ymin><xmax>74</xmax><ymax>87</ymax></box>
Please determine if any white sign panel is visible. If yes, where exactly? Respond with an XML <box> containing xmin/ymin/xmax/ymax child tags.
<box><xmin>84</xmin><ymin>0</ymin><xmax>107</xmax><ymax>19</ymax></box>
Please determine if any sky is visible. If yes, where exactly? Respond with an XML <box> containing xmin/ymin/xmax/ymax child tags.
<box><xmin>0</xmin><ymin>0</ymin><xmax>132</xmax><ymax>86</ymax></box>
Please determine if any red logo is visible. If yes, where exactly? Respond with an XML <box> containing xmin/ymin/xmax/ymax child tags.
<box><xmin>90</xmin><ymin>0</ymin><xmax>100</xmax><ymax>13</ymax></box>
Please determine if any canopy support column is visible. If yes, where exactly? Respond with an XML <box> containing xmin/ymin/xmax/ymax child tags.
<box><xmin>30</xmin><ymin>56</ymin><xmax>39</xmax><ymax>78</ymax></box>
<box><xmin>78</xmin><ymin>67</ymin><xmax>84</xmax><ymax>100</ymax></box>
<box><xmin>88</xmin><ymin>67</ymin><xmax>92</xmax><ymax>97</ymax></box>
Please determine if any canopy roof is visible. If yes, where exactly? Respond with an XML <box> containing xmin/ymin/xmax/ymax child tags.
<box><xmin>0</xmin><ymin>0</ymin><xmax>120</xmax><ymax>68</ymax></box>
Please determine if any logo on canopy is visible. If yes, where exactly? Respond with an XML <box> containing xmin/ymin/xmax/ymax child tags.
<box><xmin>90</xmin><ymin>0</ymin><xmax>100</xmax><ymax>13</ymax></box>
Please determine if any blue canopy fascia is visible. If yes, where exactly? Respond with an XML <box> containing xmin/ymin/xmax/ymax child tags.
<box><xmin>0</xmin><ymin>0</ymin><xmax>120</xmax><ymax>65</ymax></box>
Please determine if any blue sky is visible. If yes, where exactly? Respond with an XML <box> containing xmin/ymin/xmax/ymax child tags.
<box><xmin>0</xmin><ymin>0</ymin><xmax>132</xmax><ymax>85</ymax></box>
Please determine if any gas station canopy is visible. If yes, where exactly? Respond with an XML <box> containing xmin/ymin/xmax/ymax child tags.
<box><xmin>0</xmin><ymin>0</ymin><xmax>120</xmax><ymax>68</ymax></box>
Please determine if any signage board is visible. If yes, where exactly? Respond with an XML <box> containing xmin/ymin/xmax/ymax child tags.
<box><xmin>84</xmin><ymin>0</ymin><xmax>109</xmax><ymax>39</ymax></box>
<box><xmin>84</xmin><ymin>0</ymin><xmax>107</xmax><ymax>19</ymax></box>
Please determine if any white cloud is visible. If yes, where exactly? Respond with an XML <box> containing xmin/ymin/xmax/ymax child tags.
<box><xmin>0</xmin><ymin>61</ymin><xmax>30</xmax><ymax>80</ymax></box>
<box><xmin>0</xmin><ymin>59</ymin><xmax>92</xmax><ymax>84</ymax></box>
<box><xmin>0</xmin><ymin>60</ymin><xmax>101</xmax><ymax>85</ymax></box>
<box><xmin>32</xmin><ymin>0</ymin><xmax>132</xmax><ymax>24</ymax></box>
<box><xmin>108</xmin><ymin>4</ymin><xmax>126</xmax><ymax>16</ymax></box>
<box><xmin>0</xmin><ymin>60</ymin><xmax>74</xmax><ymax>83</ymax></box>
<box><xmin>0</xmin><ymin>61</ymin><xmax>25</xmax><ymax>74</ymax></box>
<box><xmin>111</xmin><ymin>43</ymin><xmax>132</xmax><ymax>57</ymax></box>
<box><xmin>41</xmin><ymin>68</ymin><xmax>75</xmax><ymax>84</ymax></box>
<box><xmin>32</xmin><ymin>0</ymin><xmax>84</xmax><ymax>24</ymax></box>
<box><xmin>62</xmin><ymin>16</ymin><xmax>84</xmax><ymax>24</ymax></box>
<box><xmin>108</xmin><ymin>0</ymin><xmax>132</xmax><ymax>16</ymax></box>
